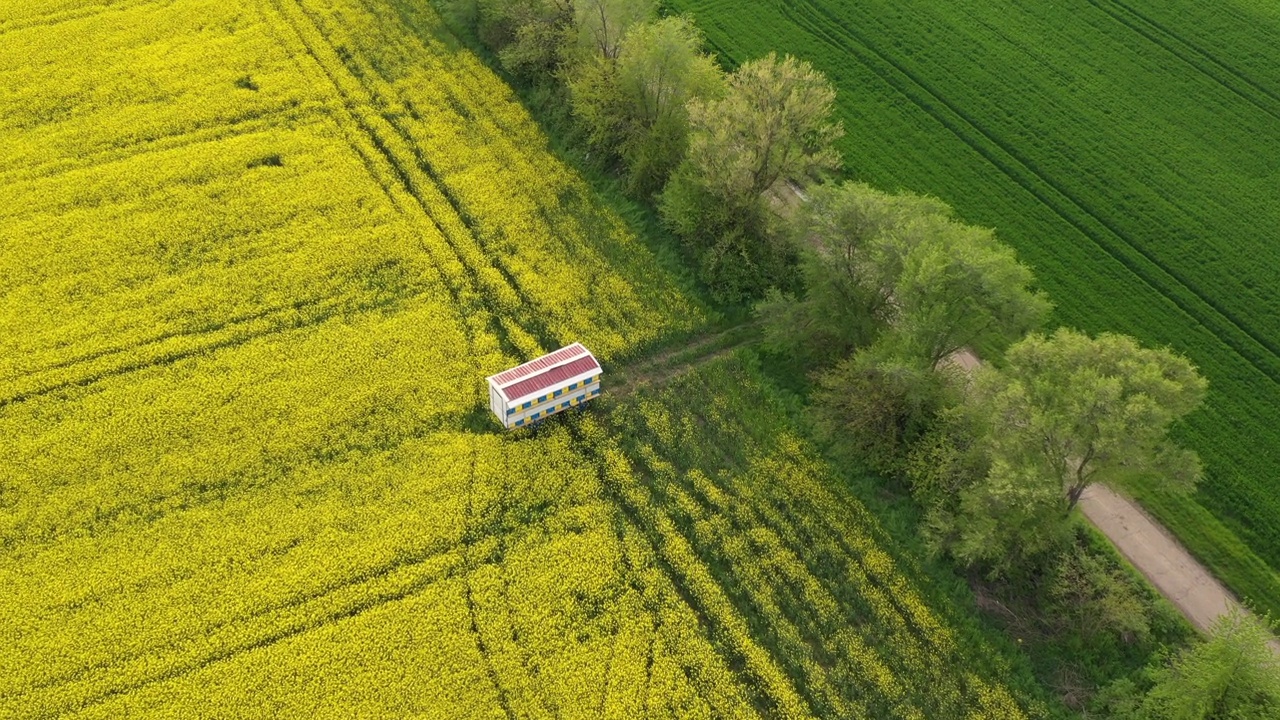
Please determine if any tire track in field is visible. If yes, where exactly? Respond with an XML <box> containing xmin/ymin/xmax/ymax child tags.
<box><xmin>571</xmin><ymin>419</ymin><xmax>813</xmax><ymax>719</ymax></box>
<box><xmin>8</xmin><ymin>537</ymin><xmax>462</xmax><ymax>704</ymax></box>
<box><xmin>606</xmin><ymin>510</ymin><xmax>659</xmax><ymax>716</ymax></box>
<box><xmin>712</xmin><ymin>463</ymin><xmax>965</xmax><ymax>715</ymax></box>
<box><xmin>257</xmin><ymin>0</ymin><xmax>506</xmax><ymax>371</ymax></box>
<box><xmin>784</xmin><ymin>0</ymin><xmax>1280</xmax><ymax>386</ymax></box>
<box><xmin>251</xmin><ymin>0</ymin><xmax>411</xmax><ymax>220</ymax></box>
<box><xmin>603</xmin><ymin>324</ymin><xmax>761</xmax><ymax>401</ymax></box>
<box><xmin>26</xmin><ymin>550</ymin><xmax>464</xmax><ymax>719</ymax></box>
<box><xmin>0</xmin><ymin>101</ymin><xmax>317</xmax><ymax>187</ymax></box>
<box><xmin>595</xmin><ymin>616</ymin><xmax>621</xmax><ymax>717</ymax></box>
<box><xmin>266</xmin><ymin>0</ymin><xmax>557</xmax><ymax>360</ymax></box>
<box><xmin>264</xmin><ymin>0</ymin><xmax>560</xmax><ymax>356</ymax></box>
<box><xmin>1088</xmin><ymin>0</ymin><xmax>1280</xmax><ymax>122</ymax></box>
<box><xmin>462</xmin><ymin>441</ymin><xmax>519</xmax><ymax>720</ymax></box>
<box><xmin>624</xmin><ymin>451</ymin><xmax>874</xmax><ymax>717</ymax></box>
<box><xmin>612</xmin><ymin>506</ymin><xmax>786</xmax><ymax>718</ymax></box>
<box><xmin>618</xmin><ymin>401</ymin><xmax>928</xmax><ymax>717</ymax></box>
<box><xmin>5</xmin><ymin>293</ymin><xmax>329</xmax><ymax>382</ymax></box>
<box><xmin>319</xmin><ymin>0</ymin><xmax>564</xmax><ymax>355</ymax></box>
<box><xmin>251</xmin><ymin>0</ymin><xmax>502</xmax><ymax>382</ymax></box>
<box><xmin>0</xmin><ymin>290</ymin><xmax>406</xmax><ymax>411</ymax></box>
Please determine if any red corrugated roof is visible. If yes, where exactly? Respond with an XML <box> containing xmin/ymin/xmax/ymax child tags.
<box><xmin>491</xmin><ymin>344</ymin><xmax>587</xmax><ymax>387</ymax></box>
<box><xmin>503</xmin><ymin>355</ymin><xmax>600</xmax><ymax>403</ymax></box>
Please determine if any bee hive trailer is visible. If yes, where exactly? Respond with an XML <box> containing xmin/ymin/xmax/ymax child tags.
<box><xmin>487</xmin><ymin>343</ymin><xmax>602</xmax><ymax>429</ymax></box>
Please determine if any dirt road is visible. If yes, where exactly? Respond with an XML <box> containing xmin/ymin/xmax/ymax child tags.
<box><xmin>1079</xmin><ymin>484</ymin><xmax>1280</xmax><ymax>653</ymax></box>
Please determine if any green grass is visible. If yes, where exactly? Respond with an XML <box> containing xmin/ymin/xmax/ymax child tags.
<box><xmin>665</xmin><ymin>0</ymin><xmax>1280</xmax><ymax>617</ymax></box>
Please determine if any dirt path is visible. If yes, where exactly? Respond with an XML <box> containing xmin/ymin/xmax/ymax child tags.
<box><xmin>607</xmin><ymin>325</ymin><xmax>760</xmax><ymax>401</ymax></box>
<box><xmin>1080</xmin><ymin>485</ymin><xmax>1280</xmax><ymax>653</ymax></box>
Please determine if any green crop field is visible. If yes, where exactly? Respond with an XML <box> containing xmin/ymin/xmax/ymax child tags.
<box><xmin>667</xmin><ymin>0</ymin><xmax>1280</xmax><ymax>616</ymax></box>
<box><xmin>0</xmin><ymin>0</ymin><xmax>1051</xmax><ymax>716</ymax></box>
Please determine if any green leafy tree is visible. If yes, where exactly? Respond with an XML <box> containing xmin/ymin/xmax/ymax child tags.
<box><xmin>614</xmin><ymin>17</ymin><xmax>723</xmax><ymax>194</ymax></box>
<box><xmin>660</xmin><ymin>53</ymin><xmax>842</xmax><ymax>299</ymax></box>
<box><xmin>1142</xmin><ymin>609</ymin><xmax>1280</xmax><ymax>719</ymax></box>
<box><xmin>572</xmin><ymin>0</ymin><xmax>654</xmax><ymax>60</ymax></box>
<box><xmin>936</xmin><ymin>450</ymin><xmax>1073</xmax><ymax>575</ymax></box>
<box><xmin>475</xmin><ymin>0</ymin><xmax>574</xmax><ymax>82</ymax></box>
<box><xmin>758</xmin><ymin>182</ymin><xmax>1048</xmax><ymax>369</ymax></box>
<box><xmin>887</xmin><ymin>215</ymin><xmax>1050</xmax><ymax>369</ymax></box>
<box><xmin>680</xmin><ymin>52</ymin><xmax>842</xmax><ymax>207</ymax></box>
<box><xmin>568</xmin><ymin>16</ymin><xmax>724</xmax><ymax>195</ymax></box>
<box><xmin>941</xmin><ymin>329</ymin><xmax>1206</xmax><ymax>573</ymax></box>
<box><xmin>978</xmin><ymin>329</ymin><xmax>1206</xmax><ymax>512</ymax></box>
<box><xmin>758</xmin><ymin>183</ymin><xmax>950</xmax><ymax>364</ymax></box>
<box><xmin>810</xmin><ymin>350</ymin><xmax>953</xmax><ymax>475</ymax></box>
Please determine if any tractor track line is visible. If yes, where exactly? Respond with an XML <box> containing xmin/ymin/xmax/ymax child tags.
<box><xmin>0</xmin><ymin>103</ymin><xmax>316</xmax><ymax>188</ymax></box>
<box><xmin>39</xmin><ymin>556</ymin><xmax>461</xmax><ymax>719</ymax></box>
<box><xmin>1093</xmin><ymin>0</ymin><xmax>1280</xmax><ymax>119</ymax></box>
<box><xmin>0</xmin><ymin>292</ymin><xmax>402</xmax><ymax>410</ymax></box>
<box><xmin>635</xmin><ymin>420</ymin><xmax>914</xmax><ymax>715</ymax></box>
<box><xmin>8</xmin><ymin>539</ymin><xmax>465</xmax><ymax>702</ymax></box>
<box><xmin>635</xmin><ymin>457</ymin><xmax>870</xmax><ymax>717</ymax></box>
<box><xmin>274</xmin><ymin>0</ymin><xmax>561</xmax><ymax>353</ymax></box>
<box><xmin>259</xmin><ymin>0</ymin><xmax>527</xmax><ymax>368</ymax></box>
<box><xmin>462</xmin><ymin>442</ymin><xmax>518</xmax><ymax>720</ymax></box>
<box><xmin>5</xmin><ymin>294</ymin><xmax>329</xmax><ymax>382</ymax></box>
<box><xmin>571</xmin><ymin>423</ymin><xmax>797</xmax><ymax>718</ymax></box>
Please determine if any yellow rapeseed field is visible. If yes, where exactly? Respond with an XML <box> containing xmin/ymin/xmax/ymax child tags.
<box><xmin>1</xmin><ymin>0</ymin><xmax>1037</xmax><ymax>716</ymax></box>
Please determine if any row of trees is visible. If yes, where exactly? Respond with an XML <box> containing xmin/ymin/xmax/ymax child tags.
<box><xmin>768</xmin><ymin>168</ymin><xmax>1278</xmax><ymax>718</ymax></box>
<box><xmin>443</xmin><ymin>1</ymin><xmax>1279</xmax><ymax>715</ymax></box>
<box><xmin>448</xmin><ymin>0</ymin><xmax>844</xmax><ymax>299</ymax></box>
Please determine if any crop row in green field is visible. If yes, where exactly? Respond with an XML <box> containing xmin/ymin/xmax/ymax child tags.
<box><xmin>0</xmin><ymin>0</ymin><xmax>1049</xmax><ymax>715</ymax></box>
<box><xmin>668</xmin><ymin>0</ymin><xmax>1280</xmax><ymax>617</ymax></box>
